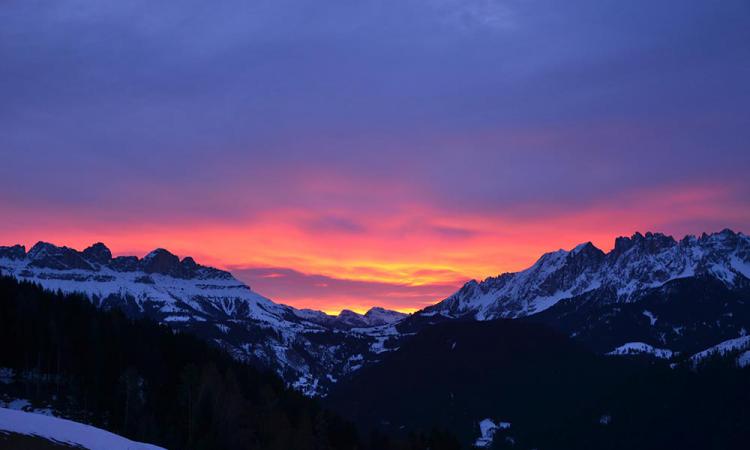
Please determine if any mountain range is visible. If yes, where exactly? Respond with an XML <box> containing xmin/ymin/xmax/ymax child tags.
<box><xmin>0</xmin><ymin>242</ymin><xmax>404</xmax><ymax>396</ymax></box>
<box><xmin>424</xmin><ymin>229</ymin><xmax>750</xmax><ymax>320</ymax></box>
<box><xmin>2</xmin><ymin>229</ymin><xmax>749</xmax><ymax>397</ymax></box>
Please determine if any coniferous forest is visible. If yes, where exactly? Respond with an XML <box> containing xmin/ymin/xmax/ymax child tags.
<box><xmin>0</xmin><ymin>275</ymin><xmax>460</xmax><ymax>450</ymax></box>
<box><xmin>327</xmin><ymin>318</ymin><xmax>750</xmax><ymax>450</ymax></box>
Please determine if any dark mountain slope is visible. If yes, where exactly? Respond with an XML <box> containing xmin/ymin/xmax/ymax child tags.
<box><xmin>526</xmin><ymin>275</ymin><xmax>750</xmax><ymax>354</ymax></box>
<box><xmin>325</xmin><ymin>318</ymin><xmax>750</xmax><ymax>449</ymax></box>
<box><xmin>326</xmin><ymin>320</ymin><xmax>626</xmax><ymax>444</ymax></box>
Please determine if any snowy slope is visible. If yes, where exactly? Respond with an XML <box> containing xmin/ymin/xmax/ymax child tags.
<box><xmin>0</xmin><ymin>242</ymin><xmax>406</xmax><ymax>397</ymax></box>
<box><xmin>689</xmin><ymin>335</ymin><xmax>750</xmax><ymax>366</ymax></box>
<box><xmin>606</xmin><ymin>342</ymin><xmax>674</xmax><ymax>359</ymax></box>
<box><xmin>423</xmin><ymin>230</ymin><xmax>750</xmax><ymax>320</ymax></box>
<box><xmin>0</xmin><ymin>407</ymin><xmax>164</xmax><ymax>450</ymax></box>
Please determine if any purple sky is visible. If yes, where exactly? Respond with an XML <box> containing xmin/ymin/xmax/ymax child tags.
<box><xmin>1</xmin><ymin>0</ymin><xmax>749</xmax><ymax>312</ymax></box>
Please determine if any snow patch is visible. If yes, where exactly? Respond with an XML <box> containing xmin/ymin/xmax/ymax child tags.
<box><xmin>606</xmin><ymin>342</ymin><xmax>673</xmax><ymax>359</ymax></box>
<box><xmin>0</xmin><ymin>407</ymin><xmax>165</xmax><ymax>449</ymax></box>
<box><xmin>474</xmin><ymin>419</ymin><xmax>498</xmax><ymax>448</ymax></box>
<box><xmin>690</xmin><ymin>335</ymin><xmax>750</xmax><ymax>366</ymax></box>
<box><xmin>642</xmin><ymin>310</ymin><xmax>657</xmax><ymax>326</ymax></box>
<box><xmin>163</xmin><ymin>315</ymin><xmax>190</xmax><ymax>322</ymax></box>
<box><xmin>291</xmin><ymin>374</ymin><xmax>319</xmax><ymax>397</ymax></box>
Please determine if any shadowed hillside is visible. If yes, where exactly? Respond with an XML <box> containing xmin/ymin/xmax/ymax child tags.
<box><xmin>326</xmin><ymin>318</ymin><xmax>750</xmax><ymax>449</ymax></box>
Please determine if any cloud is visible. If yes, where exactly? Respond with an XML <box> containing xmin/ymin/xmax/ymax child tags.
<box><xmin>231</xmin><ymin>266</ymin><xmax>462</xmax><ymax>313</ymax></box>
<box><xmin>299</xmin><ymin>215</ymin><xmax>368</xmax><ymax>234</ymax></box>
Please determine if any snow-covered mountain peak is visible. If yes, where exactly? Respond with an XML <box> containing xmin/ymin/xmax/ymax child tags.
<box><xmin>0</xmin><ymin>241</ymin><xmax>283</xmax><ymax>320</ymax></box>
<box><xmin>571</xmin><ymin>241</ymin><xmax>597</xmax><ymax>255</ymax></box>
<box><xmin>0</xmin><ymin>244</ymin><xmax>26</xmax><ymax>260</ymax></box>
<box><xmin>5</xmin><ymin>242</ymin><xmax>235</xmax><ymax>281</ymax></box>
<box><xmin>26</xmin><ymin>241</ymin><xmax>56</xmax><ymax>259</ymax></box>
<box><xmin>292</xmin><ymin>306</ymin><xmax>407</xmax><ymax>328</ymax></box>
<box><xmin>336</xmin><ymin>309</ymin><xmax>367</xmax><ymax>327</ymax></box>
<box><xmin>82</xmin><ymin>242</ymin><xmax>112</xmax><ymax>264</ymax></box>
<box><xmin>138</xmin><ymin>247</ymin><xmax>225</xmax><ymax>279</ymax></box>
<box><xmin>0</xmin><ymin>241</ymin><xmax>409</xmax><ymax>397</ymax></box>
<box><xmin>610</xmin><ymin>232</ymin><xmax>680</xmax><ymax>261</ymax></box>
<box><xmin>423</xmin><ymin>229</ymin><xmax>750</xmax><ymax>321</ymax></box>
<box><xmin>363</xmin><ymin>307</ymin><xmax>408</xmax><ymax>325</ymax></box>
<box><xmin>143</xmin><ymin>247</ymin><xmax>175</xmax><ymax>262</ymax></box>
<box><xmin>26</xmin><ymin>241</ymin><xmax>95</xmax><ymax>271</ymax></box>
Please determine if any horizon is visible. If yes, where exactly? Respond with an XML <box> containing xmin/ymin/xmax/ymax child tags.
<box><xmin>2</xmin><ymin>227</ymin><xmax>745</xmax><ymax>315</ymax></box>
<box><xmin>2</xmin><ymin>0</ymin><xmax>749</xmax><ymax>314</ymax></box>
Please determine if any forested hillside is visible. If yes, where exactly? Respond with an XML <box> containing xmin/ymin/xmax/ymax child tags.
<box><xmin>326</xmin><ymin>319</ymin><xmax>750</xmax><ymax>449</ymax></box>
<box><xmin>0</xmin><ymin>275</ymin><xmax>459</xmax><ymax>450</ymax></box>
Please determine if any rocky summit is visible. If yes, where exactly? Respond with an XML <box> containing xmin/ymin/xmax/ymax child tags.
<box><xmin>422</xmin><ymin>229</ymin><xmax>750</xmax><ymax>320</ymax></box>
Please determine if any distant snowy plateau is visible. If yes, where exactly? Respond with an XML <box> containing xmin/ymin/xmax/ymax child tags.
<box><xmin>2</xmin><ymin>229</ymin><xmax>750</xmax><ymax>396</ymax></box>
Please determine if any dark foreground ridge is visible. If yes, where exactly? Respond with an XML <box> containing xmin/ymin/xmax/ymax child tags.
<box><xmin>326</xmin><ymin>318</ymin><xmax>750</xmax><ymax>449</ymax></box>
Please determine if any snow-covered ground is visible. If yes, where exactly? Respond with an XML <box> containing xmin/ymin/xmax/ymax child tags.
<box><xmin>606</xmin><ymin>342</ymin><xmax>674</xmax><ymax>359</ymax></box>
<box><xmin>689</xmin><ymin>335</ymin><xmax>750</xmax><ymax>367</ymax></box>
<box><xmin>0</xmin><ymin>397</ymin><xmax>55</xmax><ymax>417</ymax></box>
<box><xmin>473</xmin><ymin>418</ymin><xmax>510</xmax><ymax>448</ymax></box>
<box><xmin>0</xmin><ymin>407</ymin><xmax>165</xmax><ymax>450</ymax></box>
<box><xmin>608</xmin><ymin>336</ymin><xmax>750</xmax><ymax>368</ymax></box>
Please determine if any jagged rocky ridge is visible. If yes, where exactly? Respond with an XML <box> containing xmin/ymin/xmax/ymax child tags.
<box><xmin>410</xmin><ymin>229</ymin><xmax>750</xmax><ymax>360</ymax></box>
<box><xmin>0</xmin><ymin>242</ymin><xmax>405</xmax><ymax>397</ymax></box>
<box><xmin>422</xmin><ymin>229</ymin><xmax>750</xmax><ymax>320</ymax></box>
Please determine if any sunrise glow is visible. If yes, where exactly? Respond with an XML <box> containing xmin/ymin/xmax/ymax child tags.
<box><xmin>1</xmin><ymin>0</ymin><xmax>748</xmax><ymax>314</ymax></box>
<box><xmin>1</xmin><ymin>183</ymin><xmax>747</xmax><ymax>314</ymax></box>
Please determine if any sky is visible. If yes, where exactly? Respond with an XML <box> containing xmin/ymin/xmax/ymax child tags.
<box><xmin>1</xmin><ymin>0</ymin><xmax>749</xmax><ymax>314</ymax></box>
